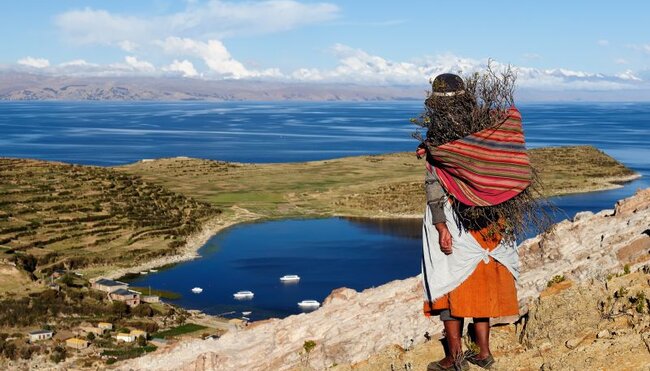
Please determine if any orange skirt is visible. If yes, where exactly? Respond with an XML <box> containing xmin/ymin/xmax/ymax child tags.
<box><xmin>423</xmin><ymin>227</ymin><xmax>519</xmax><ymax>318</ymax></box>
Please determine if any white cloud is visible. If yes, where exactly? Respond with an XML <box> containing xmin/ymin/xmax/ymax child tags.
<box><xmin>118</xmin><ymin>40</ymin><xmax>139</xmax><ymax>52</ymax></box>
<box><xmin>285</xmin><ymin>44</ymin><xmax>644</xmax><ymax>90</ymax></box>
<box><xmin>124</xmin><ymin>56</ymin><xmax>155</xmax><ymax>72</ymax></box>
<box><xmin>17</xmin><ymin>57</ymin><xmax>50</xmax><ymax>68</ymax></box>
<box><xmin>59</xmin><ymin>59</ymin><xmax>97</xmax><ymax>67</ymax></box>
<box><xmin>288</xmin><ymin>45</ymin><xmax>482</xmax><ymax>85</ymax></box>
<box><xmin>54</xmin><ymin>8</ymin><xmax>152</xmax><ymax>47</ymax></box>
<box><xmin>616</xmin><ymin>69</ymin><xmax>641</xmax><ymax>81</ymax></box>
<box><xmin>104</xmin><ymin>56</ymin><xmax>156</xmax><ymax>74</ymax></box>
<box><xmin>54</xmin><ymin>1</ymin><xmax>339</xmax><ymax>47</ymax></box>
<box><xmin>157</xmin><ymin>37</ymin><xmax>281</xmax><ymax>78</ymax></box>
<box><xmin>628</xmin><ymin>43</ymin><xmax>650</xmax><ymax>54</ymax></box>
<box><xmin>9</xmin><ymin>43</ymin><xmax>645</xmax><ymax>91</ymax></box>
<box><xmin>597</xmin><ymin>39</ymin><xmax>609</xmax><ymax>46</ymax></box>
<box><xmin>162</xmin><ymin>59</ymin><xmax>199</xmax><ymax>77</ymax></box>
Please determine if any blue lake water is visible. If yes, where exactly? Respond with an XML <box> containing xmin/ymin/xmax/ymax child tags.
<box><xmin>1</xmin><ymin>101</ymin><xmax>648</xmax><ymax>320</ymax></box>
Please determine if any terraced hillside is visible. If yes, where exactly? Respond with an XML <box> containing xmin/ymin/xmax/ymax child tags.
<box><xmin>0</xmin><ymin>158</ymin><xmax>220</xmax><ymax>280</ymax></box>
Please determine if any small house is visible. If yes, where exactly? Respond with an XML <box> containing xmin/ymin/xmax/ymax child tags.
<box><xmin>97</xmin><ymin>322</ymin><xmax>113</xmax><ymax>331</ymax></box>
<box><xmin>65</xmin><ymin>337</ymin><xmax>89</xmax><ymax>349</ymax></box>
<box><xmin>116</xmin><ymin>333</ymin><xmax>136</xmax><ymax>343</ymax></box>
<box><xmin>109</xmin><ymin>288</ymin><xmax>141</xmax><ymax>307</ymax></box>
<box><xmin>28</xmin><ymin>330</ymin><xmax>53</xmax><ymax>342</ymax></box>
<box><xmin>81</xmin><ymin>326</ymin><xmax>104</xmax><ymax>336</ymax></box>
<box><xmin>92</xmin><ymin>278</ymin><xmax>129</xmax><ymax>293</ymax></box>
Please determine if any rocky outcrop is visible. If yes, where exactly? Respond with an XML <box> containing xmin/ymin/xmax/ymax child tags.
<box><xmin>517</xmin><ymin>188</ymin><xmax>650</xmax><ymax>302</ymax></box>
<box><xmin>122</xmin><ymin>189</ymin><xmax>650</xmax><ymax>371</ymax></box>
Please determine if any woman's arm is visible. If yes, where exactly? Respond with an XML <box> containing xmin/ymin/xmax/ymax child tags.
<box><xmin>425</xmin><ymin>170</ymin><xmax>453</xmax><ymax>255</ymax></box>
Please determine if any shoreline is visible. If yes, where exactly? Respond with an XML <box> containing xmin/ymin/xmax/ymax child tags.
<box><xmin>104</xmin><ymin>213</ymin><xmax>261</xmax><ymax>281</ymax></box>
<box><xmin>104</xmin><ymin>172</ymin><xmax>643</xmax><ymax>281</ymax></box>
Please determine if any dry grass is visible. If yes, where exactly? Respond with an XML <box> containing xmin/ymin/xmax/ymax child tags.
<box><xmin>119</xmin><ymin>145</ymin><xmax>637</xmax><ymax>219</ymax></box>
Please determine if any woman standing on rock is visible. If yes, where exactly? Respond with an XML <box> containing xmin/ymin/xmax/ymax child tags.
<box><xmin>414</xmin><ymin>70</ymin><xmax>548</xmax><ymax>370</ymax></box>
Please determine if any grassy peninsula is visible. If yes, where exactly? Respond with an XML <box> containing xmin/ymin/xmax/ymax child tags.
<box><xmin>119</xmin><ymin>145</ymin><xmax>638</xmax><ymax>219</ymax></box>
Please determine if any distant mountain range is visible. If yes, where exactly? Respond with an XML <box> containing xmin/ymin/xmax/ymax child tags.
<box><xmin>2</xmin><ymin>71</ymin><xmax>650</xmax><ymax>102</ymax></box>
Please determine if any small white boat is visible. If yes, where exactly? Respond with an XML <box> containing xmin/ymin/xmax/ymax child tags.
<box><xmin>149</xmin><ymin>269</ymin><xmax>158</xmax><ymax>273</ymax></box>
<box><xmin>297</xmin><ymin>300</ymin><xmax>320</xmax><ymax>309</ymax></box>
<box><xmin>242</xmin><ymin>311</ymin><xmax>252</xmax><ymax>316</ymax></box>
<box><xmin>280</xmin><ymin>274</ymin><xmax>301</xmax><ymax>282</ymax></box>
<box><xmin>233</xmin><ymin>290</ymin><xmax>254</xmax><ymax>300</ymax></box>
<box><xmin>140</xmin><ymin>271</ymin><xmax>148</xmax><ymax>275</ymax></box>
<box><xmin>242</xmin><ymin>316</ymin><xmax>250</xmax><ymax>321</ymax></box>
<box><xmin>191</xmin><ymin>287</ymin><xmax>203</xmax><ymax>294</ymax></box>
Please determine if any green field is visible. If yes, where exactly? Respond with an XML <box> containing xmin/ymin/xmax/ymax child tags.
<box><xmin>152</xmin><ymin>323</ymin><xmax>208</xmax><ymax>338</ymax></box>
<box><xmin>129</xmin><ymin>286</ymin><xmax>181</xmax><ymax>300</ymax></box>
<box><xmin>101</xmin><ymin>345</ymin><xmax>157</xmax><ymax>360</ymax></box>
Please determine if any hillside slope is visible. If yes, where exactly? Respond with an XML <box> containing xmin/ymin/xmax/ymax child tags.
<box><xmin>122</xmin><ymin>188</ymin><xmax>650</xmax><ymax>370</ymax></box>
<box><xmin>0</xmin><ymin>158</ymin><xmax>220</xmax><ymax>288</ymax></box>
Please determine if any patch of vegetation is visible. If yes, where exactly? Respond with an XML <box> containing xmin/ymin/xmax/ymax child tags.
<box><xmin>623</xmin><ymin>264</ymin><xmax>631</xmax><ymax>275</ymax></box>
<box><xmin>303</xmin><ymin>340</ymin><xmax>316</xmax><ymax>353</ymax></box>
<box><xmin>129</xmin><ymin>286</ymin><xmax>181</xmax><ymax>300</ymax></box>
<box><xmin>634</xmin><ymin>291</ymin><xmax>646</xmax><ymax>313</ymax></box>
<box><xmin>151</xmin><ymin>323</ymin><xmax>207</xmax><ymax>338</ymax></box>
<box><xmin>101</xmin><ymin>345</ymin><xmax>157</xmax><ymax>360</ymax></box>
<box><xmin>614</xmin><ymin>286</ymin><xmax>629</xmax><ymax>298</ymax></box>
<box><xmin>546</xmin><ymin>275</ymin><xmax>566</xmax><ymax>287</ymax></box>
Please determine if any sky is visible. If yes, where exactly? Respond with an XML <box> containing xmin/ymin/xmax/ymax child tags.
<box><xmin>1</xmin><ymin>0</ymin><xmax>649</xmax><ymax>89</ymax></box>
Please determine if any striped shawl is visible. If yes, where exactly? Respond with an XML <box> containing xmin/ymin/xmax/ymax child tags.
<box><xmin>426</xmin><ymin>107</ymin><xmax>531</xmax><ymax>206</ymax></box>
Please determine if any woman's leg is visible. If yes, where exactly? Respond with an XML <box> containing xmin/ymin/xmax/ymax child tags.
<box><xmin>437</xmin><ymin>311</ymin><xmax>464</xmax><ymax>367</ymax></box>
<box><xmin>472</xmin><ymin>317</ymin><xmax>491</xmax><ymax>359</ymax></box>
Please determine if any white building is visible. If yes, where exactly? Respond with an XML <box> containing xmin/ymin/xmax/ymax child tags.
<box><xmin>116</xmin><ymin>333</ymin><xmax>137</xmax><ymax>343</ymax></box>
<box><xmin>28</xmin><ymin>330</ymin><xmax>53</xmax><ymax>342</ymax></box>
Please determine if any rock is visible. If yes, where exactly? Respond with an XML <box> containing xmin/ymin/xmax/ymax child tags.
<box><xmin>565</xmin><ymin>337</ymin><xmax>582</xmax><ymax>349</ymax></box>
<box><xmin>573</xmin><ymin>210</ymin><xmax>593</xmax><ymax>222</ymax></box>
<box><xmin>596</xmin><ymin>329</ymin><xmax>610</xmax><ymax>339</ymax></box>
<box><xmin>518</xmin><ymin>188</ymin><xmax>650</xmax><ymax>303</ymax></box>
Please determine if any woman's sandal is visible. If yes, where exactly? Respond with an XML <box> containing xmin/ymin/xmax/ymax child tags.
<box><xmin>464</xmin><ymin>350</ymin><xmax>495</xmax><ymax>369</ymax></box>
<box><xmin>426</xmin><ymin>359</ymin><xmax>469</xmax><ymax>371</ymax></box>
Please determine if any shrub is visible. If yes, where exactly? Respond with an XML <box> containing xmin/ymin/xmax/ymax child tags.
<box><xmin>635</xmin><ymin>292</ymin><xmax>646</xmax><ymax>313</ymax></box>
<box><xmin>50</xmin><ymin>346</ymin><xmax>66</xmax><ymax>363</ymax></box>
<box><xmin>303</xmin><ymin>340</ymin><xmax>316</xmax><ymax>354</ymax></box>
<box><xmin>623</xmin><ymin>264</ymin><xmax>631</xmax><ymax>275</ymax></box>
<box><xmin>546</xmin><ymin>275</ymin><xmax>565</xmax><ymax>287</ymax></box>
<box><xmin>111</xmin><ymin>302</ymin><xmax>129</xmax><ymax>317</ymax></box>
<box><xmin>132</xmin><ymin>304</ymin><xmax>154</xmax><ymax>317</ymax></box>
